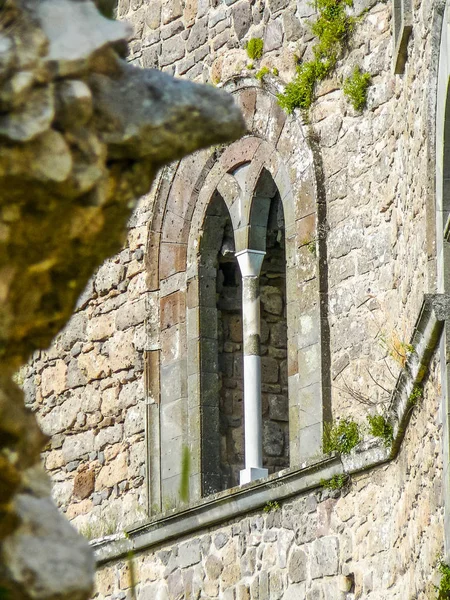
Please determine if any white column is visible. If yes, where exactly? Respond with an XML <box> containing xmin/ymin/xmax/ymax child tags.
<box><xmin>236</xmin><ymin>249</ymin><xmax>269</xmax><ymax>485</ymax></box>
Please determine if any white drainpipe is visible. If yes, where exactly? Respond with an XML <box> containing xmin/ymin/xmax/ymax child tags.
<box><xmin>236</xmin><ymin>249</ymin><xmax>269</xmax><ymax>485</ymax></box>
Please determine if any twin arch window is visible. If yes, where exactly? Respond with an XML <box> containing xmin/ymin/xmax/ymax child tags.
<box><xmin>148</xmin><ymin>85</ymin><xmax>329</xmax><ymax>514</ymax></box>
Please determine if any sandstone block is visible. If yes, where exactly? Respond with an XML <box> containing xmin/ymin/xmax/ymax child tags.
<box><xmin>95</xmin><ymin>453</ymin><xmax>128</xmax><ymax>489</ymax></box>
<box><xmin>162</xmin><ymin>0</ymin><xmax>183</xmax><ymax>24</ymax></box>
<box><xmin>78</xmin><ymin>351</ymin><xmax>111</xmax><ymax>381</ymax></box>
<box><xmin>41</xmin><ymin>360</ymin><xmax>67</xmax><ymax>398</ymax></box>
<box><xmin>39</xmin><ymin>396</ymin><xmax>79</xmax><ymax>436</ymax></box>
<box><xmin>73</xmin><ymin>468</ymin><xmax>95</xmax><ymax>500</ymax></box>
<box><xmin>178</xmin><ymin>539</ymin><xmax>201</xmax><ymax>568</ymax></box>
<box><xmin>95</xmin><ymin>424</ymin><xmax>123</xmax><ymax>450</ymax></box>
<box><xmin>205</xmin><ymin>555</ymin><xmax>224</xmax><ymax>579</ymax></box>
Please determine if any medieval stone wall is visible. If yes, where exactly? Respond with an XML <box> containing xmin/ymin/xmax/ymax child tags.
<box><xmin>25</xmin><ymin>0</ymin><xmax>438</xmax><ymax>521</ymax></box>
<box><xmin>22</xmin><ymin>0</ymin><xmax>450</xmax><ymax>596</ymax></box>
<box><xmin>93</xmin><ymin>359</ymin><xmax>444</xmax><ymax>599</ymax></box>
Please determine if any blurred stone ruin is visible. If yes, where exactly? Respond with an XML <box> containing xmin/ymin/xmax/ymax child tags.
<box><xmin>0</xmin><ymin>1</ymin><xmax>244</xmax><ymax>598</ymax></box>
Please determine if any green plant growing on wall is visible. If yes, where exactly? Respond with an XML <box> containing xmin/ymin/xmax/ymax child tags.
<box><xmin>320</xmin><ymin>473</ymin><xmax>350</xmax><ymax>490</ymax></box>
<box><xmin>323</xmin><ymin>418</ymin><xmax>361</xmax><ymax>455</ymax></box>
<box><xmin>247</xmin><ymin>62</ymin><xmax>254</xmax><ymax>70</ymax></box>
<box><xmin>272</xmin><ymin>67</ymin><xmax>279</xmax><ymax>76</ymax></box>
<box><xmin>246</xmin><ymin>38</ymin><xmax>264</xmax><ymax>60</ymax></box>
<box><xmin>409</xmin><ymin>385</ymin><xmax>423</xmax><ymax>406</ymax></box>
<box><xmin>436</xmin><ymin>561</ymin><xmax>450</xmax><ymax>599</ymax></box>
<box><xmin>255</xmin><ymin>66</ymin><xmax>270</xmax><ymax>81</ymax></box>
<box><xmin>343</xmin><ymin>66</ymin><xmax>371</xmax><ymax>110</ymax></box>
<box><xmin>263</xmin><ymin>500</ymin><xmax>280</xmax><ymax>513</ymax></box>
<box><xmin>277</xmin><ymin>0</ymin><xmax>355</xmax><ymax>112</ymax></box>
<box><xmin>367</xmin><ymin>413</ymin><xmax>393</xmax><ymax>447</ymax></box>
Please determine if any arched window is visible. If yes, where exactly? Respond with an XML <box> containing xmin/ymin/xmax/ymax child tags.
<box><xmin>148</xmin><ymin>84</ymin><xmax>330</xmax><ymax>514</ymax></box>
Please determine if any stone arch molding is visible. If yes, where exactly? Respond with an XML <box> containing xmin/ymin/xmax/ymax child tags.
<box><xmin>144</xmin><ymin>79</ymin><xmax>330</xmax><ymax>514</ymax></box>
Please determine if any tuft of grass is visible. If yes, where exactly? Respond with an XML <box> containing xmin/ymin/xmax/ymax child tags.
<box><xmin>255</xmin><ymin>66</ymin><xmax>270</xmax><ymax>81</ymax></box>
<box><xmin>323</xmin><ymin>418</ymin><xmax>361</xmax><ymax>455</ymax></box>
<box><xmin>367</xmin><ymin>413</ymin><xmax>393</xmax><ymax>447</ymax></box>
<box><xmin>277</xmin><ymin>0</ymin><xmax>355</xmax><ymax>112</ymax></box>
<box><xmin>245</xmin><ymin>38</ymin><xmax>264</xmax><ymax>60</ymax></box>
<box><xmin>379</xmin><ymin>330</ymin><xmax>414</xmax><ymax>368</ymax></box>
<box><xmin>436</xmin><ymin>561</ymin><xmax>450</xmax><ymax>599</ymax></box>
<box><xmin>272</xmin><ymin>67</ymin><xmax>279</xmax><ymax>76</ymax></box>
<box><xmin>343</xmin><ymin>66</ymin><xmax>371</xmax><ymax>111</ymax></box>
<box><xmin>408</xmin><ymin>385</ymin><xmax>423</xmax><ymax>408</ymax></box>
<box><xmin>247</xmin><ymin>62</ymin><xmax>254</xmax><ymax>70</ymax></box>
<box><xmin>320</xmin><ymin>473</ymin><xmax>350</xmax><ymax>490</ymax></box>
<box><xmin>263</xmin><ymin>500</ymin><xmax>280</xmax><ymax>513</ymax></box>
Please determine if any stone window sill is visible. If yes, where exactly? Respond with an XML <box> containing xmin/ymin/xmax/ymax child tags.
<box><xmin>92</xmin><ymin>445</ymin><xmax>389</xmax><ymax>566</ymax></box>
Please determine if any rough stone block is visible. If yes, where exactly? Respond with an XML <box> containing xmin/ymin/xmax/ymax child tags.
<box><xmin>186</xmin><ymin>17</ymin><xmax>208</xmax><ymax>52</ymax></box>
<box><xmin>261</xmin><ymin>356</ymin><xmax>279</xmax><ymax>383</ymax></box>
<box><xmin>310</xmin><ymin>537</ymin><xmax>339</xmax><ymax>579</ymax></box>
<box><xmin>231</xmin><ymin>1</ymin><xmax>251</xmax><ymax>38</ymax></box>
<box><xmin>73</xmin><ymin>468</ymin><xmax>95</xmax><ymax>500</ymax></box>
<box><xmin>62</xmin><ymin>430</ymin><xmax>95</xmax><ymax>463</ymax></box>
<box><xmin>288</xmin><ymin>547</ymin><xmax>307</xmax><ymax>583</ymax></box>
<box><xmin>178</xmin><ymin>539</ymin><xmax>201</xmax><ymax>568</ymax></box>
<box><xmin>160</xmin><ymin>34</ymin><xmax>185</xmax><ymax>67</ymax></box>
<box><xmin>161</xmin><ymin>0</ymin><xmax>183</xmax><ymax>24</ymax></box>
<box><xmin>263</xmin><ymin>421</ymin><xmax>284</xmax><ymax>456</ymax></box>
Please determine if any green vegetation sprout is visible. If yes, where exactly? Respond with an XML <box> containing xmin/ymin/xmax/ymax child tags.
<box><xmin>246</xmin><ymin>38</ymin><xmax>264</xmax><ymax>60</ymax></box>
<box><xmin>277</xmin><ymin>0</ymin><xmax>355</xmax><ymax>112</ymax></box>
<box><xmin>343</xmin><ymin>66</ymin><xmax>371</xmax><ymax>111</ymax></box>
<box><xmin>255</xmin><ymin>66</ymin><xmax>270</xmax><ymax>81</ymax></box>
<box><xmin>323</xmin><ymin>418</ymin><xmax>361</xmax><ymax>455</ymax></box>
<box><xmin>367</xmin><ymin>414</ymin><xmax>393</xmax><ymax>447</ymax></box>
<box><xmin>409</xmin><ymin>385</ymin><xmax>423</xmax><ymax>406</ymax></box>
<box><xmin>320</xmin><ymin>473</ymin><xmax>350</xmax><ymax>490</ymax></box>
<box><xmin>436</xmin><ymin>561</ymin><xmax>450</xmax><ymax>599</ymax></box>
<box><xmin>263</xmin><ymin>500</ymin><xmax>280</xmax><ymax>513</ymax></box>
<box><xmin>272</xmin><ymin>67</ymin><xmax>279</xmax><ymax>76</ymax></box>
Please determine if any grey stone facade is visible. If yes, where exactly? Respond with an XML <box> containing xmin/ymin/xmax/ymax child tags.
<box><xmin>22</xmin><ymin>0</ymin><xmax>450</xmax><ymax>596</ymax></box>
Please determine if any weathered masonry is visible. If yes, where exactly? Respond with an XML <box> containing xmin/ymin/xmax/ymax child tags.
<box><xmin>22</xmin><ymin>0</ymin><xmax>450</xmax><ymax>597</ymax></box>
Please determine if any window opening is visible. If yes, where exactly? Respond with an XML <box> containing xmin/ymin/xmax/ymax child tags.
<box><xmin>260</xmin><ymin>192</ymin><xmax>289</xmax><ymax>474</ymax></box>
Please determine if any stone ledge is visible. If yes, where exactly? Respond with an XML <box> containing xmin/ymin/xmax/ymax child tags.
<box><xmin>390</xmin><ymin>294</ymin><xmax>448</xmax><ymax>457</ymax></box>
<box><xmin>93</xmin><ymin>441</ymin><xmax>393</xmax><ymax>565</ymax></box>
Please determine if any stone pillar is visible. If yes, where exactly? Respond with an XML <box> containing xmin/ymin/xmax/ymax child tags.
<box><xmin>236</xmin><ymin>249</ymin><xmax>269</xmax><ymax>485</ymax></box>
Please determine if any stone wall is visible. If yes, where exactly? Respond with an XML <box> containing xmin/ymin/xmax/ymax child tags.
<box><xmin>22</xmin><ymin>0</ymin><xmax>450</xmax><ymax>596</ymax></box>
<box><xmin>24</xmin><ymin>0</ymin><xmax>443</xmax><ymax>522</ymax></box>
<box><xmin>92</xmin><ymin>358</ymin><xmax>444</xmax><ymax>599</ymax></box>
